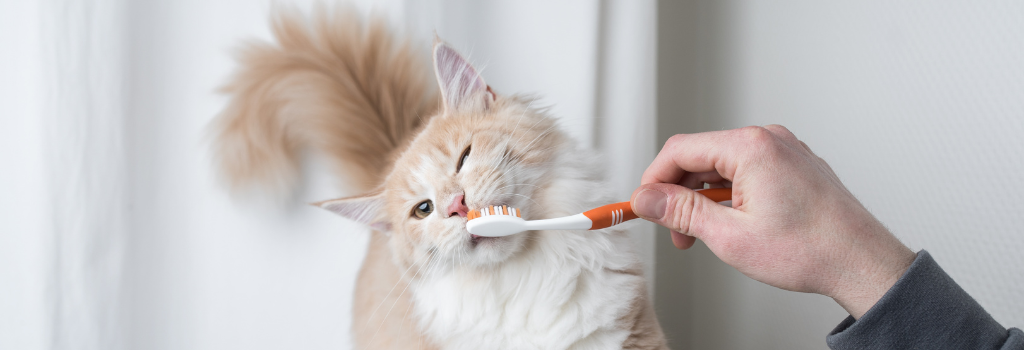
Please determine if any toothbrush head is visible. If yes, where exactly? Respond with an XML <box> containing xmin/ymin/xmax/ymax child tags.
<box><xmin>467</xmin><ymin>205</ymin><xmax>521</xmax><ymax>220</ymax></box>
<box><xmin>466</xmin><ymin>205</ymin><xmax>528</xmax><ymax>237</ymax></box>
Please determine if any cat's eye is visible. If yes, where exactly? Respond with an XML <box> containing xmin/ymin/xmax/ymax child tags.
<box><xmin>456</xmin><ymin>146</ymin><xmax>471</xmax><ymax>173</ymax></box>
<box><xmin>412</xmin><ymin>200</ymin><xmax>433</xmax><ymax>219</ymax></box>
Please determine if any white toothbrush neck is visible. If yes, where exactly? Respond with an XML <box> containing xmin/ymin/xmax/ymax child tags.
<box><xmin>523</xmin><ymin>213</ymin><xmax>592</xmax><ymax>231</ymax></box>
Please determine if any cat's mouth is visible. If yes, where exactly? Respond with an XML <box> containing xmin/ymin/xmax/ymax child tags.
<box><xmin>464</xmin><ymin>200</ymin><xmax>516</xmax><ymax>247</ymax></box>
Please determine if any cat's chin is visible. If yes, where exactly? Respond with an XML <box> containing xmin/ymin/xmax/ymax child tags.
<box><xmin>463</xmin><ymin>232</ymin><xmax>527</xmax><ymax>266</ymax></box>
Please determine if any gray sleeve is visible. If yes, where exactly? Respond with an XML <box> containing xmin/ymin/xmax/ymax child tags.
<box><xmin>826</xmin><ymin>250</ymin><xmax>1023</xmax><ymax>350</ymax></box>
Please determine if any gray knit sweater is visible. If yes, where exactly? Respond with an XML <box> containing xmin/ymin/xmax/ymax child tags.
<box><xmin>826</xmin><ymin>250</ymin><xmax>1023</xmax><ymax>349</ymax></box>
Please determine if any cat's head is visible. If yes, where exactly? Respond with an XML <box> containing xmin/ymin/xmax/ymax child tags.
<box><xmin>318</xmin><ymin>42</ymin><xmax>566</xmax><ymax>271</ymax></box>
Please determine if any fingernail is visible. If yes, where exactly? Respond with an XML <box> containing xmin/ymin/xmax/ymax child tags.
<box><xmin>634</xmin><ymin>189</ymin><xmax>667</xmax><ymax>219</ymax></box>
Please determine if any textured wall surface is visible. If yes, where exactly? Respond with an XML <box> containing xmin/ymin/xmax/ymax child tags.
<box><xmin>657</xmin><ymin>1</ymin><xmax>1024</xmax><ymax>349</ymax></box>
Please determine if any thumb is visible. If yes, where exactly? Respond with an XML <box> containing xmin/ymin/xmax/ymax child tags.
<box><xmin>630</xmin><ymin>183</ymin><xmax>730</xmax><ymax>244</ymax></box>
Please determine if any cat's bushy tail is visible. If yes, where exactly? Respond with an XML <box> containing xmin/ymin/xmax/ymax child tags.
<box><xmin>211</xmin><ymin>7</ymin><xmax>438</xmax><ymax>195</ymax></box>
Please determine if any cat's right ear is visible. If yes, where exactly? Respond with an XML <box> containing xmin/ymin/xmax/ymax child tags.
<box><xmin>433</xmin><ymin>41</ymin><xmax>495</xmax><ymax>113</ymax></box>
<box><xmin>314</xmin><ymin>190</ymin><xmax>392</xmax><ymax>233</ymax></box>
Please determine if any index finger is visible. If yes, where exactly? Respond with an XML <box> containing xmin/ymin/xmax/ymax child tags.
<box><xmin>642</xmin><ymin>128</ymin><xmax>754</xmax><ymax>185</ymax></box>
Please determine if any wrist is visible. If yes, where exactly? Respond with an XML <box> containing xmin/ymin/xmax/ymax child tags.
<box><xmin>830</xmin><ymin>243</ymin><xmax>916</xmax><ymax>319</ymax></box>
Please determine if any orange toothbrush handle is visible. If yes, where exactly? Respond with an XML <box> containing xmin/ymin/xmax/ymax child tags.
<box><xmin>696</xmin><ymin>188</ymin><xmax>732</xmax><ymax>203</ymax></box>
<box><xmin>583</xmin><ymin>202</ymin><xmax>637</xmax><ymax>230</ymax></box>
<box><xmin>582</xmin><ymin>188</ymin><xmax>732</xmax><ymax>230</ymax></box>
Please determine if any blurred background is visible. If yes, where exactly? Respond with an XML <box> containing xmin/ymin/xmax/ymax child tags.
<box><xmin>1</xmin><ymin>1</ymin><xmax>1021</xmax><ymax>349</ymax></box>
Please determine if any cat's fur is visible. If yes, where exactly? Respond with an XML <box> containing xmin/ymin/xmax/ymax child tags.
<box><xmin>211</xmin><ymin>7</ymin><xmax>668</xmax><ymax>350</ymax></box>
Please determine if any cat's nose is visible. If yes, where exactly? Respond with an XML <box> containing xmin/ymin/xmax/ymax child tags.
<box><xmin>448</xmin><ymin>194</ymin><xmax>469</xmax><ymax>218</ymax></box>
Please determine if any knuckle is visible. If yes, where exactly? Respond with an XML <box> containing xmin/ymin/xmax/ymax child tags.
<box><xmin>740</xmin><ymin>126</ymin><xmax>774</xmax><ymax>145</ymax></box>
<box><xmin>669</xmin><ymin>191</ymin><xmax>698</xmax><ymax>235</ymax></box>
<box><xmin>764</xmin><ymin>124</ymin><xmax>796</xmax><ymax>140</ymax></box>
<box><xmin>666</xmin><ymin>134</ymin><xmax>687</xmax><ymax>148</ymax></box>
<box><xmin>763</xmin><ymin>123</ymin><xmax>789</xmax><ymax>133</ymax></box>
<box><xmin>740</xmin><ymin>126</ymin><xmax>785</xmax><ymax>158</ymax></box>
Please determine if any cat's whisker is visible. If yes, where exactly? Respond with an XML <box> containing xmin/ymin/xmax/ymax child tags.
<box><xmin>492</xmin><ymin>183</ymin><xmax>542</xmax><ymax>192</ymax></box>
<box><xmin>490</xmin><ymin>170</ymin><xmax>546</xmax><ymax>191</ymax></box>
<box><xmin>487</xmin><ymin>104</ymin><xmax>546</xmax><ymax>173</ymax></box>
<box><xmin>507</xmin><ymin>113</ymin><xmax>557</xmax><ymax>152</ymax></box>
<box><xmin>369</xmin><ymin>252</ymin><xmax>438</xmax><ymax>347</ymax></box>
<box><xmin>495</xmin><ymin>166</ymin><xmax>551</xmax><ymax>179</ymax></box>
<box><xmin>497</xmin><ymin>192</ymin><xmax>542</xmax><ymax>208</ymax></box>
<box><xmin>397</xmin><ymin>291</ymin><xmax>416</xmax><ymax>343</ymax></box>
<box><xmin>426</xmin><ymin>242</ymin><xmax>454</xmax><ymax>277</ymax></box>
<box><xmin>493</xmin><ymin>100</ymin><xmax>540</xmax><ymax>169</ymax></box>
<box><xmin>493</xmin><ymin>182</ymin><xmax>544</xmax><ymax>190</ymax></box>
<box><xmin>417</xmin><ymin>248</ymin><xmax>441</xmax><ymax>278</ymax></box>
<box><xmin>484</xmin><ymin>135</ymin><xmax>559</xmax><ymax>194</ymax></box>
<box><xmin>517</xmin><ymin>145</ymin><xmax>563</xmax><ymax>158</ymax></box>
<box><xmin>492</xmin><ymin>100</ymin><xmax>534</xmax><ymax>174</ymax></box>
<box><xmin>510</xmin><ymin>274</ymin><xmax>525</xmax><ymax>304</ymax></box>
<box><xmin>367</xmin><ymin>250</ymin><xmax>436</xmax><ymax>347</ymax></box>
<box><xmin>447</xmin><ymin>238</ymin><xmax>459</xmax><ymax>268</ymax></box>
<box><xmin>516</xmin><ymin>123</ymin><xmax>558</xmax><ymax>154</ymax></box>
<box><xmin>364</xmin><ymin>235</ymin><xmax>430</xmax><ymax>326</ymax></box>
<box><xmin>459</xmin><ymin>235</ymin><xmax>467</xmax><ymax>269</ymax></box>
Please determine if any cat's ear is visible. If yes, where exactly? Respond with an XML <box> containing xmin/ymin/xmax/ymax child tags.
<box><xmin>433</xmin><ymin>41</ymin><xmax>495</xmax><ymax>113</ymax></box>
<box><xmin>314</xmin><ymin>190</ymin><xmax>392</xmax><ymax>232</ymax></box>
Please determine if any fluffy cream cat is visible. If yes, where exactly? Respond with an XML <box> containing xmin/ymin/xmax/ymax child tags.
<box><xmin>212</xmin><ymin>8</ymin><xmax>667</xmax><ymax>350</ymax></box>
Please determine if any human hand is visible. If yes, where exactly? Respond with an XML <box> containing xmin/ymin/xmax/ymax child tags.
<box><xmin>630</xmin><ymin>125</ymin><xmax>916</xmax><ymax>319</ymax></box>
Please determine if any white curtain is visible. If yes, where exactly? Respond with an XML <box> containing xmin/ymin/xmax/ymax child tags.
<box><xmin>4</xmin><ymin>0</ymin><xmax>129</xmax><ymax>349</ymax></box>
<box><xmin>0</xmin><ymin>1</ymin><xmax>655</xmax><ymax>349</ymax></box>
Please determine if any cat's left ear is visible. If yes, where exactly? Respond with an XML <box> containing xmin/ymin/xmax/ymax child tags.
<box><xmin>433</xmin><ymin>41</ymin><xmax>495</xmax><ymax>113</ymax></box>
<box><xmin>314</xmin><ymin>190</ymin><xmax>392</xmax><ymax>233</ymax></box>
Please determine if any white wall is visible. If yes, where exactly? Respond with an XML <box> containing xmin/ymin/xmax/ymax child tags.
<box><xmin>657</xmin><ymin>1</ymin><xmax>1024</xmax><ymax>349</ymax></box>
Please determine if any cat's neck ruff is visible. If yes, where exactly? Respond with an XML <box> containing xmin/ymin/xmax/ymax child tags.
<box><xmin>411</xmin><ymin>228</ymin><xmax>642</xmax><ymax>349</ymax></box>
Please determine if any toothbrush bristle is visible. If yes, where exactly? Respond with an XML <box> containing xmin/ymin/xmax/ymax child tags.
<box><xmin>466</xmin><ymin>205</ymin><xmax>522</xmax><ymax>221</ymax></box>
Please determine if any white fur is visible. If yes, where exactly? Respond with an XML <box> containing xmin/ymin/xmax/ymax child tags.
<box><xmin>409</xmin><ymin>149</ymin><xmax>646</xmax><ymax>349</ymax></box>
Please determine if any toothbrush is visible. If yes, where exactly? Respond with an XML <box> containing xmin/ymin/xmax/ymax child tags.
<box><xmin>466</xmin><ymin>188</ymin><xmax>732</xmax><ymax>237</ymax></box>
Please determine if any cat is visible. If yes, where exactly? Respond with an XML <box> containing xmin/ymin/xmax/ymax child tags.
<box><xmin>211</xmin><ymin>7</ymin><xmax>668</xmax><ymax>350</ymax></box>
